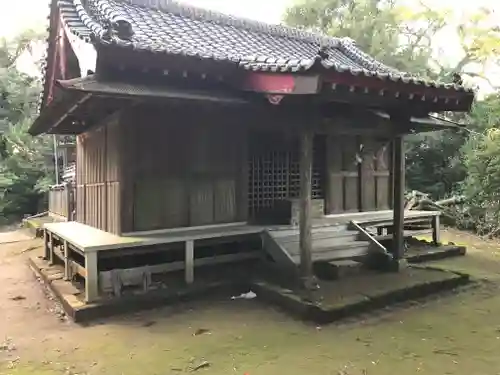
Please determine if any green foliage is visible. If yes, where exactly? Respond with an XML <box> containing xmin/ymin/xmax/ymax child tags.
<box><xmin>405</xmin><ymin>130</ymin><xmax>468</xmax><ymax>199</ymax></box>
<box><xmin>455</xmin><ymin>95</ymin><xmax>500</xmax><ymax>234</ymax></box>
<box><xmin>284</xmin><ymin>0</ymin><xmax>432</xmax><ymax>74</ymax></box>
<box><xmin>0</xmin><ymin>30</ymin><xmax>53</xmax><ymax>224</ymax></box>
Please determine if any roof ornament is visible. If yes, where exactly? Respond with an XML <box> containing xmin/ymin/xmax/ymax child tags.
<box><xmin>316</xmin><ymin>44</ymin><xmax>330</xmax><ymax>61</ymax></box>
<box><xmin>308</xmin><ymin>43</ymin><xmax>330</xmax><ymax>70</ymax></box>
<box><xmin>452</xmin><ymin>72</ymin><xmax>463</xmax><ymax>86</ymax></box>
<box><xmin>101</xmin><ymin>16</ymin><xmax>134</xmax><ymax>42</ymax></box>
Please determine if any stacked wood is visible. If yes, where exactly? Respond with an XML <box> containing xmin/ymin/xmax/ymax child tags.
<box><xmin>405</xmin><ymin>190</ymin><xmax>465</xmax><ymax>222</ymax></box>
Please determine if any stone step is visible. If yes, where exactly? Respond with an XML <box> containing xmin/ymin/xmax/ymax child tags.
<box><xmin>314</xmin><ymin>259</ymin><xmax>365</xmax><ymax>280</ymax></box>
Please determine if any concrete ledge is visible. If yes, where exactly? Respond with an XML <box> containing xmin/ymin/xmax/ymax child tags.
<box><xmin>406</xmin><ymin>245</ymin><xmax>466</xmax><ymax>263</ymax></box>
<box><xmin>28</xmin><ymin>256</ymin><xmax>248</xmax><ymax>323</ymax></box>
<box><xmin>253</xmin><ymin>267</ymin><xmax>470</xmax><ymax>324</ymax></box>
<box><xmin>29</xmin><ymin>254</ymin><xmax>471</xmax><ymax>325</ymax></box>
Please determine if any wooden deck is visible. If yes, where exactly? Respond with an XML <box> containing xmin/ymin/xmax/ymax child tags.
<box><xmin>43</xmin><ymin>222</ymin><xmax>264</xmax><ymax>303</ymax></box>
<box><xmin>42</xmin><ymin>210</ymin><xmax>441</xmax><ymax>304</ymax></box>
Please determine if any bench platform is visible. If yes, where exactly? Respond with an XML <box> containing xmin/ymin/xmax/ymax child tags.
<box><xmin>43</xmin><ymin>222</ymin><xmax>264</xmax><ymax>303</ymax></box>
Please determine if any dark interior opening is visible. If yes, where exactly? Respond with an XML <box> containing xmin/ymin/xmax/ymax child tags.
<box><xmin>247</xmin><ymin>130</ymin><xmax>326</xmax><ymax>224</ymax></box>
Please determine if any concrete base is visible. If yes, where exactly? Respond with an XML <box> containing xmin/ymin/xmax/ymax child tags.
<box><xmin>406</xmin><ymin>245</ymin><xmax>466</xmax><ymax>263</ymax></box>
<box><xmin>253</xmin><ymin>266</ymin><xmax>470</xmax><ymax>324</ymax></box>
<box><xmin>28</xmin><ymin>256</ymin><xmax>249</xmax><ymax>323</ymax></box>
<box><xmin>29</xmin><ymin>251</ymin><xmax>471</xmax><ymax>324</ymax></box>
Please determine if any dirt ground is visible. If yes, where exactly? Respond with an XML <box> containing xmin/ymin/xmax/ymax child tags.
<box><xmin>1</xmin><ymin>229</ymin><xmax>500</xmax><ymax>375</ymax></box>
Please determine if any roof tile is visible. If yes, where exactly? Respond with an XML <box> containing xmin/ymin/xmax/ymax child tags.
<box><xmin>52</xmin><ymin>0</ymin><xmax>474</xmax><ymax>94</ymax></box>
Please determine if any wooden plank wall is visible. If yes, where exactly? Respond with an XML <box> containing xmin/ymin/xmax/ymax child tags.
<box><xmin>75</xmin><ymin>115</ymin><xmax>121</xmax><ymax>234</ymax></box>
<box><xmin>325</xmin><ymin>135</ymin><xmax>391</xmax><ymax>214</ymax></box>
<box><xmin>123</xmin><ymin>105</ymin><xmax>247</xmax><ymax>232</ymax></box>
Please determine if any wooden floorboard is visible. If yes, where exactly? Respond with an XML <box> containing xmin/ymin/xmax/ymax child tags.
<box><xmin>44</xmin><ymin>221</ymin><xmax>264</xmax><ymax>253</ymax></box>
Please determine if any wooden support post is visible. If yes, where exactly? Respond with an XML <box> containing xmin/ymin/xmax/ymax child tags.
<box><xmin>432</xmin><ymin>215</ymin><xmax>441</xmax><ymax>246</ymax></box>
<box><xmin>48</xmin><ymin>232</ymin><xmax>54</xmax><ymax>265</ymax></box>
<box><xmin>43</xmin><ymin>229</ymin><xmax>49</xmax><ymax>260</ymax></box>
<box><xmin>392</xmin><ymin>135</ymin><xmax>405</xmax><ymax>263</ymax></box>
<box><xmin>299</xmin><ymin>129</ymin><xmax>315</xmax><ymax>290</ymax></box>
<box><xmin>185</xmin><ymin>240</ymin><xmax>194</xmax><ymax>285</ymax></box>
<box><xmin>65</xmin><ymin>183</ymin><xmax>71</xmax><ymax>221</ymax></box>
<box><xmin>63</xmin><ymin>240</ymin><xmax>70</xmax><ymax>281</ymax></box>
<box><xmin>85</xmin><ymin>252</ymin><xmax>99</xmax><ymax>303</ymax></box>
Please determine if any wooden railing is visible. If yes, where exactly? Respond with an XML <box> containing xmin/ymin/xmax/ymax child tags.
<box><xmin>48</xmin><ymin>183</ymin><xmax>75</xmax><ymax>220</ymax></box>
<box><xmin>350</xmin><ymin>220</ymin><xmax>393</xmax><ymax>260</ymax></box>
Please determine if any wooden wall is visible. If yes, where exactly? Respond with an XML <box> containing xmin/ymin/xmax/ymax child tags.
<box><xmin>120</xmin><ymin>104</ymin><xmax>248</xmax><ymax>233</ymax></box>
<box><xmin>325</xmin><ymin>135</ymin><xmax>391</xmax><ymax>214</ymax></box>
<box><xmin>76</xmin><ymin>114</ymin><xmax>121</xmax><ymax>234</ymax></box>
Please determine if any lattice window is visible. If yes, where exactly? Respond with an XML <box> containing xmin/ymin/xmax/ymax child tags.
<box><xmin>248</xmin><ymin>134</ymin><xmax>325</xmax><ymax>216</ymax></box>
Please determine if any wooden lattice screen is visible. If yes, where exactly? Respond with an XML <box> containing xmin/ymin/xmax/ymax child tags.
<box><xmin>248</xmin><ymin>133</ymin><xmax>325</xmax><ymax>216</ymax></box>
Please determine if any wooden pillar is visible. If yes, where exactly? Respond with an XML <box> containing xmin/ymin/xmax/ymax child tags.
<box><xmin>299</xmin><ymin>129</ymin><xmax>314</xmax><ymax>289</ymax></box>
<box><xmin>85</xmin><ymin>252</ymin><xmax>99</xmax><ymax>303</ymax></box>
<box><xmin>185</xmin><ymin>240</ymin><xmax>194</xmax><ymax>284</ymax></box>
<box><xmin>392</xmin><ymin>135</ymin><xmax>405</xmax><ymax>262</ymax></box>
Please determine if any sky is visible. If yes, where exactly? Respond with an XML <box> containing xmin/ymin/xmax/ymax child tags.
<box><xmin>0</xmin><ymin>0</ymin><xmax>292</xmax><ymax>37</ymax></box>
<box><xmin>0</xmin><ymin>0</ymin><xmax>498</xmax><ymax>37</ymax></box>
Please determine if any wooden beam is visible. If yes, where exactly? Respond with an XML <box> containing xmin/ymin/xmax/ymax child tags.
<box><xmin>299</xmin><ymin>128</ymin><xmax>314</xmax><ymax>290</ymax></box>
<box><xmin>391</xmin><ymin>134</ymin><xmax>405</xmax><ymax>262</ymax></box>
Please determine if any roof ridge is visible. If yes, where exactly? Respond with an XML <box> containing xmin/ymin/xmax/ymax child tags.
<box><xmin>115</xmin><ymin>0</ymin><xmax>342</xmax><ymax>47</ymax></box>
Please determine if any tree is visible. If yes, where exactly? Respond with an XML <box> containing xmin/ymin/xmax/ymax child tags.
<box><xmin>0</xmin><ymin>30</ymin><xmax>53</xmax><ymax>224</ymax></box>
<box><xmin>284</xmin><ymin>0</ymin><xmax>433</xmax><ymax>75</ymax></box>
<box><xmin>284</xmin><ymin>0</ymin><xmax>500</xmax><ymax>201</ymax></box>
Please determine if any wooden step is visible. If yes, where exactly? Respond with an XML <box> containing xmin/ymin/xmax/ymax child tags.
<box><xmin>290</xmin><ymin>242</ymin><xmax>370</xmax><ymax>264</ymax></box>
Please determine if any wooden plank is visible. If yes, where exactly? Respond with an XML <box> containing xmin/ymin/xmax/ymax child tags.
<box><xmin>69</xmin><ymin>259</ymin><xmax>86</xmax><ymax>278</ymax></box>
<box><xmin>375</xmin><ymin>139</ymin><xmax>391</xmax><ymax>210</ymax></box>
<box><xmin>343</xmin><ymin>136</ymin><xmax>359</xmax><ymax>212</ymax></box>
<box><xmin>299</xmin><ymin>128</ymin><xmax>314</xmax><ymax>288</ymax></box>
<box><xmin>163</xmin><ymin>178</ymin><xmax>188</xmax><ymax>228</ymax></box>
<box><xmin>214</xmin><ymin>179</ymin><xmax>237</xmax><ymax>223</ymax></box>
<box><xmin>360</xmin><ymin>137</ymin><xmax>377</xmax><ymax>211</ymax></box>
<box><xmin>185</xmin><ymin>240</ymin><xmax>194</xmax><ymax>284</ymax></box>
<box><xmin>286</xmin><ymin>238</ymin><xmax>370</xmax><ymax>256</ymax></box>
<box><xmin>119</xmin><ymin>111</ymin><xmax>135</xmax><ymax>234</ymax></box>
<box><xmin>189</xmin><ymin>179</ymin><xmax>214</xmax><ymax>226</ymax></box>
<box><xmin>277</xmin><ymin>230</ymin><xmax>357</xmax><ymax>244</ymax></box>
<box><xmin>237</xmin><ymin>126</ymin><xmax>249</xmax><ymax>221</ymax></box>
<box><xmin>133</xmin><ymin>179</ymin><xmax>164</xmax><ymax>231</ymax></box>
<box><xmin>325</xmin><ymin>135</ymin><xmax>343</xmax><ymax>214</ymax></box>
<box><xmin>44</xmin><ymin>221</ymin><xmax>263</xmax><ymax>253</ymax></box>
<box><xmin>99</xmin><ymin>251</ymin><xmax>262</xmax><ymax>292</ymax></box>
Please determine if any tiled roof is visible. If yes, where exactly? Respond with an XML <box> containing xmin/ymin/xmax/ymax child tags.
<box><xmin>54</xmin><ymin>0</ymin><xmax>473</xmax><ymax>93</ymax></box>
